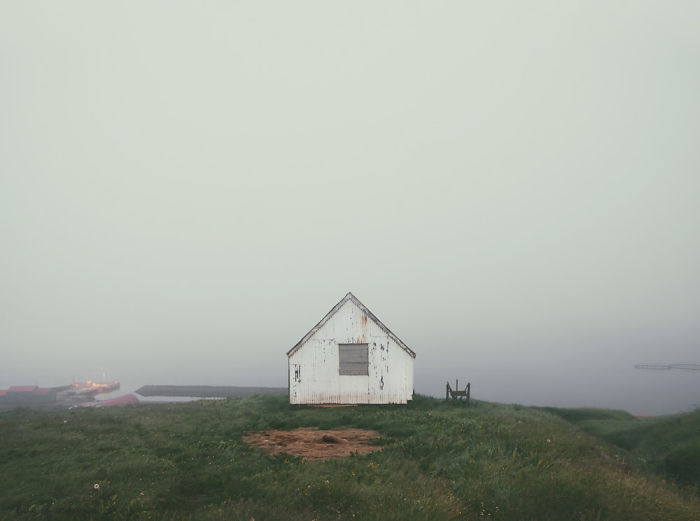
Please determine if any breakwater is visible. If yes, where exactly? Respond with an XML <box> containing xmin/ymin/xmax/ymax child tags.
<box><xmin>135</xmin><ymin>385</ymin><xmax>287</xmax><ymax>398</ymax></box>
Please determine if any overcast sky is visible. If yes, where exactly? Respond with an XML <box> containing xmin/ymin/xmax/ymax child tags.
<box><xmin>2</xmin><ymin>2</ymin><xmax>699</xmax><ymax>413</ymax></box>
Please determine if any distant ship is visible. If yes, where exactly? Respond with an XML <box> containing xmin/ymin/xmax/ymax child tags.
<box><xmin>0</xmin><ymin>381</ymin><xmax>120</xmax><ymax>406</ymax></box>
<box><xmin>63</xmin><ymin>380</ymin><xmax>121</xmax><ymax>401</ymax></box>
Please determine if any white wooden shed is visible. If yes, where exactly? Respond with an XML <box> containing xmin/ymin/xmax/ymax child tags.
<box><xmin>287</xmin><ymin>292</ymin><xmax>416</xmax><ymax>405</ymax></box>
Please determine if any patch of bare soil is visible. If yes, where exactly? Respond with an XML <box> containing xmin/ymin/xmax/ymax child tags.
<box><xmin>243</xmin><ymin>427</ymin><xmax>386</xmax><ymax>460</ymax></box>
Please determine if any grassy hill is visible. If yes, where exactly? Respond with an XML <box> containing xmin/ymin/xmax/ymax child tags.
<box><xmin>543</xmin><ymin>406</ymin><xmax>700</xmax><ymax>487</ymax></box>
<box><xmin>1</xmin><ymin>395</ymin><xmax>698</xmax><ymax>520</ymax></box>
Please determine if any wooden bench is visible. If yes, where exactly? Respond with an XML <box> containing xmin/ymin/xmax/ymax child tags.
<box><xmin>446</xmin><ymin>380</ymin><xmax>470</xmax><ymax>406</ymax></box>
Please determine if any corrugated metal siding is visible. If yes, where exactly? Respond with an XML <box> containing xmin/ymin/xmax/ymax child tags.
<box><xmin>289</xmin><ymin>299</ymin><xmax>414</xmax><ymax>404</ymax></box>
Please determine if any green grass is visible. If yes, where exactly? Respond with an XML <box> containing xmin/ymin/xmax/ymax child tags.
<box><xmin>544</xmin><ymin>406</ymin><xmax>700</xmax><ymax>487</ymax></box>
<box><xmin>0</xmin><ymin>396</ymin><xmax>698</xmax><ymax>520</ymax></box>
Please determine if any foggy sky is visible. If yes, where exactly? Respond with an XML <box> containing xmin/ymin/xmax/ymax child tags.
<box><xmin>2</xmin><ymin>2</ymin><xmax>699</xmax><ymax>414</ymax></box>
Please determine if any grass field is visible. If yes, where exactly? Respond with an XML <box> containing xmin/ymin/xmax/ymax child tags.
<box><xmin>1</xmin><ymin>395</ymin><xmax>698</xmax><ymax>520</ymax></box>
<box><xmin>543</xmin><ymin>406</ymin><xmax>700</xmax><ymax>488</ymax></box>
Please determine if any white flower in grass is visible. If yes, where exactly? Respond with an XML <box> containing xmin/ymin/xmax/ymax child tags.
<box><xmin>94</xmin><ymin>483</ymin><xmax>100</xmax><ymax>490</ymax></box>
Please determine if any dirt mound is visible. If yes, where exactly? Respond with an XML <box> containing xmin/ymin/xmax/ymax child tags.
<box><xmin>243</xmin><ymin>427</ymin><xmax>386</xmax><ymax>460</ymax></box>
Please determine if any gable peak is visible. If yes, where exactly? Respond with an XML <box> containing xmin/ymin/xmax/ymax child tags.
<box><xmin>287</xmin><ymin>292</ymin><xmax>416</xmax><ymax>359</ymax></box>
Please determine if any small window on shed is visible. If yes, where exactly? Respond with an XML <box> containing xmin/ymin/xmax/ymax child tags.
<box><xmin>338</xmin><ymin>343</ymin><xmax>369</xmax><ymax>375</ymax></box>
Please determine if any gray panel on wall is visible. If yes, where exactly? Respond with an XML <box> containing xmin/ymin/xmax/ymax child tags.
<box><xmin>339</xmin><ymin>343</ymin><xmax>369</xmax><ymax>375</ymax></box>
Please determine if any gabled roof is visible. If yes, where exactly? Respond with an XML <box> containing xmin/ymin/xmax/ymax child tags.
<box><xmin>287</xmin><ymin>292</ymin><xmax>416</xmax><ymax>359</ymax></box>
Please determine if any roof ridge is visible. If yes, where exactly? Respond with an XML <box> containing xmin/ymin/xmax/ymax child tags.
<box><xmin>286</xmin><ymin>293</ymin><xmax>415</xmax><ymax>358</ymax></box>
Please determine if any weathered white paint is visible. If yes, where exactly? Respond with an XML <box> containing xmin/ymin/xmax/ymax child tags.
<box><xmin>288</xmin><ymin>293</ymin><xmax>415</xmax><ymax>404</ymax></box>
